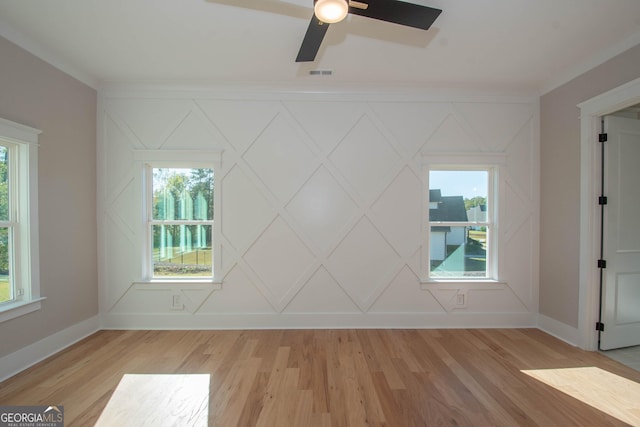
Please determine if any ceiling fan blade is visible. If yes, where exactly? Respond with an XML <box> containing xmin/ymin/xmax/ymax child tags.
<box><xmin>296</xmin><ymin>16</ymin><xmax>330</xmax><ymax>62</ymax></box>
<box><xmin>348</xmin><ymin>0</ymin><xmax>442</xmax><ymax>30</ymax></box>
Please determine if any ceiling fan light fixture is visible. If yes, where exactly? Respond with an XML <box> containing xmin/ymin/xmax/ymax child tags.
<box><xmin>314</xmin><ymin>0</ymin><xmax>349</xmax><ymax>24</ymax></box>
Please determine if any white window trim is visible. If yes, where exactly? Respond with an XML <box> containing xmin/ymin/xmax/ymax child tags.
<box><xmin>133</xmin><ymin>150</ymin><xmax>222</xmax><ymax>286</ymax></box>
<box><xmin>0</xmin><ymin>118</ymin><xmax>43</xmax><ymax>323</ymax></box>
<box><xmin>420</xmin><ymin>152</ymin><xmax>506</xmax><ymax>287</ymax></box>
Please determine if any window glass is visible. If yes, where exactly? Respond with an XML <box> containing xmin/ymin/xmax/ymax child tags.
<box><xmin>429</xmin><ymin>170</ymin><xmax>489</xmax><ymax>278</ymax></box>
<box><xmin>0</xmin><ymin>227</ymin><xmax>11</xmax><ymax>303</ymax></box>
<box><xmin>150</xmin><ymin>167</ymin><xmax>214</xmax><ymax>278</ymax></box>
<box><xmin>0</xmin><ymin>146</ymin><xmax>8</xmax><ymax>222</ymax></box>
<box><xmin>152</xmin><ymin>168</ymin><xmax>213</xmax><ymax>221</ymax></box>
<box><xmin>0</xmin><ymin>146</ymin><xmax>11</xmax><ymax>303</ymax></box>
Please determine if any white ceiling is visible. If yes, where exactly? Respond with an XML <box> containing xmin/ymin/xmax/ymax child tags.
<box><xmin>1</xmin><ymin>0</ymin><xmax>639</xmax><ymax>94</ymax></box>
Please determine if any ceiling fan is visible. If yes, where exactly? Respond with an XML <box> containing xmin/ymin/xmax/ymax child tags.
<box><xmin>297</xmin><ymin>0</ymin><xmax>442</xmax><ymax>62</ymax></box>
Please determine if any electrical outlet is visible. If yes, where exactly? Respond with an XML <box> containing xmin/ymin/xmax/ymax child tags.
<box><xmin>171</xmin><ymin>294</ymin><xmax>184</xmax><ymax>310</ymax></box>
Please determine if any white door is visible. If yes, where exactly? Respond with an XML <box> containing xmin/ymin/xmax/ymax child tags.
<box><xmin>600</xmin><ymin>115</ymin><xmax>640</xmax><ymax>350</ymax></box>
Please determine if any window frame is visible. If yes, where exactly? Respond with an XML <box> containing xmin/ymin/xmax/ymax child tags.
<box><xmin>421</xmin><ymin>152</ymin><xmax>506</xmax><ymax>287</ymax></box>
<box><xmin>0</xmin><ymin>118</ymin><xmax>43</xmax><ymax>323</ymax></box>
<box><xmin>134</xmin><ymin>150</ymin><xmax>222</xmax><ymax>285</ymax></box>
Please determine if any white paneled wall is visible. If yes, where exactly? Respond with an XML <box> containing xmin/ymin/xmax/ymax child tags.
<box><xmin>98</xmin><ymin>87</ymin><xmax>539</xmax><ymax>329</ymax></box>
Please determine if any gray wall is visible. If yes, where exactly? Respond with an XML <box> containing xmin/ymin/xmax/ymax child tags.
<box><xmin>540</xmin><ymin>44</ymin><xmax>640</xmax><ymax>328</ymax></box>
<box><xmin>0</xmin><ymin>36</ymin><xmax>97</xmax><ymax>357</ymax></box>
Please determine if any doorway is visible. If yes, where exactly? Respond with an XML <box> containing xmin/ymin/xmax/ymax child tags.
<box><xmin>596</xmin><ymin>109</ymin><xmax>640</xmax><ymax>371</ymax></box>
<box><xmin>578</xmin><ymin>77</ymin><xmax>640</xmax><ymax>352</ymax></box>
<box><xmin>598</xmin><ymin>111</ymin><xmax>640</xmax><ymax>351</ymax></box>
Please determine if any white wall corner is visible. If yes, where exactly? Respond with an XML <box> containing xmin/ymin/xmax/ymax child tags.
<box><xmin>537</xmin><ymin>313</ymin><xmax>580</xmax><ymax>348</ymax></box>
<box><xmin>0</xmin><ymin>316</ymin><xmax>100</xmax><ymax>382</ymax></box>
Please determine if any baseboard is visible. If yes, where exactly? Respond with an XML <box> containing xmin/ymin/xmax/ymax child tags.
<box><xmin>537</xmin><ymin>314</ymin><xmax>580</xmax><ymax>347</ymax></box>
<box><xmin>0</xmin><ymin>315</ymin><xmax>101</xmax><ymax>382</ymax></box>
<box><xmin>101</xmin><ymin>312</ymin><xmax>538</xmax><ymax>330</ymax></box>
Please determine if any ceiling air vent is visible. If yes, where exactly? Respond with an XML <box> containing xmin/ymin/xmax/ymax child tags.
<box><xmin>309</xmin><ymin>69</ymin><xmax>333</xmax><ymax>76</ymax></box>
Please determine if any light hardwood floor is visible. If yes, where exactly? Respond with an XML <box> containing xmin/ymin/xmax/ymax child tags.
<box><xmin>1</xmin><ymin>329</ymin><xmax>640</xmax><ymax>426</ymax></box>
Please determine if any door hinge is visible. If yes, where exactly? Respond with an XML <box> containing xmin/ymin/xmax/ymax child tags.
<box><xmin>599</xmin><ymin>133</ymin><xmax>608</xmax><ymax>143</ymax></box>
<box><xmin>598</xmin><ymin>196</ymin><xmax>608</xmax><ymax>205</ymax></box>
<box><xmin>596</xmin><ymin>322</ymin><xmax>605</xmax><ymax>332</ymax></box>
<box><xmin>597</xmin><ymin>259</ymin><xmax>607</xmax><ymax>268</ymax></box>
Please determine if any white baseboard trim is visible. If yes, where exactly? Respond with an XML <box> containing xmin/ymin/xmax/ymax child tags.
<box><xmin>102</xmin><ymin>312</ymin><xmax>538</xmax><ymax>330</ymax></box>
<box><xmin>0</xmin><ymin>315</ymin><xmax>101</xmax><ymax>382</ymax></box>
<box><xmin>536</xmin><ymin>314</ymin><xmax>580</xmax><ymax>347</ymax></box>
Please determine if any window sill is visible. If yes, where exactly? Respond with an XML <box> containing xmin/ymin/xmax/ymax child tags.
<box><xmin>0</xmin><ymin>297</ymin><xmax>46</xmax><ymax>323</ymax></box>
<box><xmin>420</xmin><ymin>280</ymin><xmax>507</xmax><ymax>291</ymax></box>
<box><xmin>132</xmin><ymin>279</ymin><xmax>222</xmax><ymax>290</ymax></box>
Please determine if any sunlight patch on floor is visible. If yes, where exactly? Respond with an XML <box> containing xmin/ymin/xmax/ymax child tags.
<box><xmin>522</xmin><ymin>367</ymin><xmax>640</xmax><ymax>426</ymax></box>
<box><xmin>95</xmin><ymin>374</ymin><xmax>209</xmax><ymax>427</ymax></box>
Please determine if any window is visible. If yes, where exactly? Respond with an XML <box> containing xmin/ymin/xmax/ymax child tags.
<box><xmin>0</xmin><ymin>118</ymin><xmax>42</xmax><ymax>322</ymax></box>
<box><xmin>149</xmin><ymin>167</ymin><xmax>214</xmax><ymax>278</ymax></box>
<box><xmin>428</xmin><ymin>169</ymin><xmax>492</xmax><ymax>278</ymax></box>
<box><xmin>422</xmin><ymin>153</ymin><xmax>504</xmax><ymax>283</ymax></box>
<box><xmin>136</xmin><ymin>150</ymin><xmax>221</xmax><ymax>284</ymax></box>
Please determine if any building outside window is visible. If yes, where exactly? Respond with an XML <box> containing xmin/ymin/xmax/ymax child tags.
<box><xmin>427</xmin><ymin>167</ymin><xmax>496</xmax><ymax>280</ymax></box>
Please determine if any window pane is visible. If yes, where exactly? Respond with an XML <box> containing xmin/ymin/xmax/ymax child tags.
<box><xmin>0</xmin><ymin>227</ymin><xmax>12</xmax><ymax>303</ymax></box>
<box><xmin>152</xmin><ymin>224</ymin><xmax>212</xmax><ymax>277</ymax></box>
<box><xmin>429</xmin><ymin>170</ymin><xmax>489</xmax><ymax>278</ymax></box>
<box><xmin>429</xmin><ymin>170</ymin><xmax>488</xmax><ymax>222</ymax></box>
<box><xmin>152</xmin><ymin>168</ymin><xmax>213</xmax><ymax>221</ymax></box>
<box><xmin>429</xmin><ymin>226</ymin><xmax>487</xmax><ymax>278</ymax></box>
<box><xmin>0</xmin><ymin>146</ymin><xmax>8</xmax><ymax>222</ymax></box>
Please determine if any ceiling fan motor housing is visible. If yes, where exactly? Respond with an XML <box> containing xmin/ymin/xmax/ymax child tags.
<box><xmin>314</xmin><ymin>0</ymin><xmax>349</xmax><ymax>24</ymax></box>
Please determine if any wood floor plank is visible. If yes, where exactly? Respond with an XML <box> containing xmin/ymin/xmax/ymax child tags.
<box><xmin>1</xmin><ymin>329</ymin><xmax>639</xmax><ymax>426</ymax></box>
<box><xmin>235</xmin><ymin>371</ymin><xmax>269</xmax><ymax>426</ymax></box>
<box><xmin>254</xmin><ymin>346</ymin><xmax>292</xmax><ymax>426</ymax></box>
<box><xmin>296</xmin><ymin>330</ymin><xmax>330</xmax><ymax>414</ymax></box>
<box><xmin>357</xmin><ymin>329</ymin><xmax>405</xmax><ymax>390</ymax></box>
<box><xmin>209</xmin><ymin>357</ymin><xmax>261</xmax><ymax>427</ymax></box>
<box><xmin>384</xmin><ymin>329</ymin><xmax>426</xmax><ymax>373</ymax></box>
<box><xmin>292</xmin><ymin>389</ymin><xmax>314</xmax><ymax>427</ymax></box>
